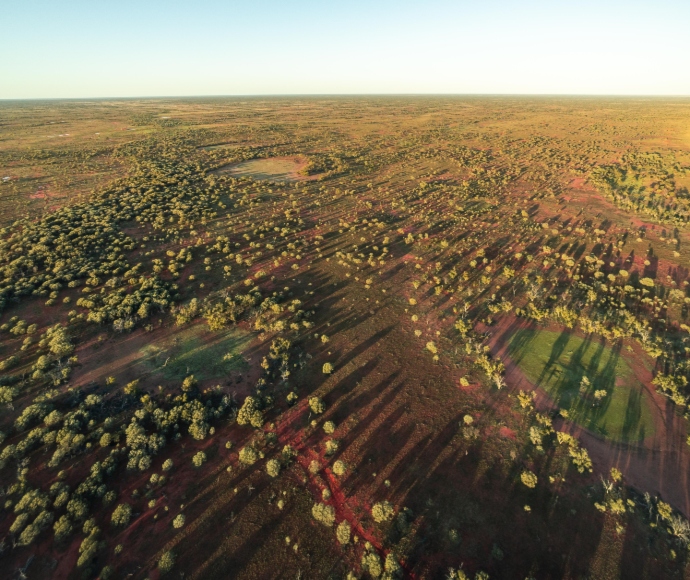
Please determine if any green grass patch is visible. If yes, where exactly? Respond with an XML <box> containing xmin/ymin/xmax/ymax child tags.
<box><xmin>136</xmin><ymin>324</ymin><xmax>253</xmax><ymax>382</ymax></box>
<box><xmin>508</xmin><ymin>329</ymin><xmax>655</xmax><ymax>443</ymax></box>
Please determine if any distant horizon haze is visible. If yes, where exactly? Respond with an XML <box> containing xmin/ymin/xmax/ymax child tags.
<box><xmin>2</xmin><ymin>0</ymin><xmax>689</xmax><ymax>99</ymax></box>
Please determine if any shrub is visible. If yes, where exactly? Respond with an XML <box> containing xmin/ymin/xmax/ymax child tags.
<box><xmin>239</xmin><ymin>445</ymin><xmax>259</xmax><ymax>465</ymax></box>
<box><xmin>111</xmin><ymin>503</ymin><xmax>132</xmax><ymax>527</ymax></box>
<box><xmin>332</xmin><ymin>460</ymin><xmax>347</xmax><ymax>476</ymax></box>
<box><xmin>322</xmin><ymin>362</ymin><xmax>334</xmax><ymax>374</ymax></box>
<box><xmin>158</xmin><ymin>550</ymin><xmax>175</xmax><ymax>575</ymax></box>
<box><xmin>10</xmin><ymin>513</ymin><xmax>30</xmax><ymax>534</ymax></box>
<box><xmin>192</xmin><ymin>451</ymin><xmax>207</xmax><ymax>467</ymax></box>
<box><xmin>0</xmin><ymin>386</ymin><xmax>17</xmax><ymax>405</ymax></box>
<box><xmin>521</xmin><ymin>470</ymin><xmax>538</xmax><ymax>488</ymax></box>
<box><xmin>181</xmin><ymin>375</ymin><xmax>197</xmax><ymax>392</ymax></box>
<box><xmin>312</xmin><ymin>502</ymin><xmax>335</xmax><ymax>527</ymax></box>
<box><xmin>372</xmin><ymin>501</ymin><xmax>394</xmax><ymax>523</ymax></box>
<box><xmin>658</xmin><ymin>501</ymin><xmax>673</xmax><ymax>521</ymax></box>
<box><xmin>266</xmin><ymin>459</ymin><xmax>281</xmax><ymax>477</ymax></box>
<box><xmin>138</xmin><ymin>454</ymin><xmax>152</xmax><ymax>471</ymax></box>
<box><xmin>77</xmin><ymin>527</ymin><xmax>101</xmax><ymax>567</ymax></box>
<box><xmin>282</xmin><ymin>445</ymin><xmax>297</xmax><ymax>461</ymax></box>
<box><xmin>43</xmin><ymin>409</ymin><xmax>63</xmax><ymax>427</ymax></box>
<box><xmin>336</xmin><ymin>520</ymin><xmax>351</xmax><ymax>544</ymax></box>
<box><xmin>361</xmin><ymin>551</ymin><xmax>382</xmax><ymax>578</ymax></box>
<box><xmin>323</xmin><ymin>421</ymin><xmax>336</xmax><ymax>434</ymax></box>
<box><xmin>66</xmin><ymin>497</ymin><xmax>88</xmax><ymax>521</ymax></box>
<box><xmin>309</xmin><ymin>396</ymin><xmax>326</xmax><ymax>414</ymax></box>
<box><xmin>83</xmin><ymin>518</ymin><xmax>97</xmax><ymax>535</ymax></box>
<box><xmin>172</xmin><ymin>514</ymin><xmax>186</xmax><ymax>528</ymax></box>
<box><xmin>384</xmin><ymin>553</ymin><xmax>402</xmax><ymax>577</ymax></box>
<box><xmin>123</xmin><ymin>380</ymin><xmax>140</xmax><ymax>395</ymax></box>
<box><xmin>189</xmin><ymin>420</ymin><xmax>210</xmax><ymax>440</ymax></box>
<box><xmin>162</xmin><ymin>458</ymin><xmax>173</xmax><ymax>471</ymax></box>
<box><xmin>236</xmin><ymin>396</ymin><xmax>264</xmax><ymax>428</ymax></box>
<box><xmin>0</xmin><ymin>355</ymin><xmax>19</xmax><ymax>371</ymax></box>
<box><xmin>18</xmin><ymin>511</ymin><xmax>53</xmax><ymax>546</ymax></box>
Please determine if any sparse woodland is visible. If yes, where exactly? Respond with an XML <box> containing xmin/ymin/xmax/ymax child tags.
<box><xmin>0</xmin><ymin>97</ymin><xmax>689</xmax><ymax>578</ymax></box>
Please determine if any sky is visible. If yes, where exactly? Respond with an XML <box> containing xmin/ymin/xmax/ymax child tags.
<box><xmin>2</xmin><ymin>0</ymin><xmax>690</xmax><ymax>98</ymax></box>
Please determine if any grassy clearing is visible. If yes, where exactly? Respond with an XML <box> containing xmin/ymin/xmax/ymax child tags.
<box><xmin>508</xmin><ymin>329</ymin><xmax>655</xmax><ymax>443</ymax></box>
<box><xmin>137</xmin><ymin>324</ymin><xmax>252</xmax><ymax>382</ymax></box>
<box><xmin>214</xmin><ymin>157</ymin><xmax>303</xmax><ymax>181</ymax></box>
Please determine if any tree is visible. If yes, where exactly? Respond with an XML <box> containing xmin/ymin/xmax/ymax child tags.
<box><xmin>266</xmin><ymin>459</ymin><xmax>280</xmax><ymax>477</ymax></box>
<box><xmin>239</xmin><ymin>445</ymin><xmax>259</xmax><ymax>465</ymax></box>
<box><xmin>158</xmin><ymin>550</ymin><xmax>175</xmax><ymax>575</ymax></box>
<box><xmin>66</xmin><ymin>497</ymin><xmax>89</xmax><ymax>522</ymax></box>
<box><xmin>309</xmin><ymin>396</ymin><xmax>326</xmax><ymax>414</ymax></box>
<box><xmin>181</xmin><ymin>374</ymin><xmax>197</xmax><ymax>392</ymax></box>
<box><xmin>236</xmin><ymin>396</ymin><xmax>264</xmax><ymax>428</ymax></box>
<box><xmin>658</xmin><ymin>500</ymin><xmax>673</xmax><ymax>522</ymax></box>
<box><xmin>372</xmin><ymin>501</ymin><xmax>394</xmax><ymax>523</ymax></box>
<box><xmin>77</xmin><ymin>526</ymin><xmax>101</xmax><ymax>568</ymax></box>
<box><xmin>192</xmin><ymin>451</ymin><xmax>206</xmax><ymax>467</ymax></box>
<box><xmin>18</xmin><ymin>511</ymin><xmax>53</xmax><ymax>546</ymax></box>
<box><xmin>282</xmin><ymin>445</ymin><xmax>297</xmax><ymax>461</ymax></box>
<box><xmin>384</xmin><ymin>553</ymin><xmax>402</xmax><ymax>578</ymax></box>
<box><xmin>312</xmin><ymin>502</ymin><xmax>335</xmax><ymax>527</ymax></box>
<box><xmin>173</xmin><ymin>514</ymin><xmax>186</xmax><ymax>528</ymax></box>
<box><xmin>123</xmin><ymin>379</ymin><xmax>140</xmax><ymax>396</ymax></box>
<box><xmin>336</xmin><ymin>520</ymin><xmax>351</xmax><ymax>544</ymax></box>
<box><xmin>111</xmin><ymin>503</ymin><xmax>132</xmax><ymax>527</ymax></box>
<box><xmin>361</xmin><ymin>551</ymin><xmax>382</xmax><ymax>578</ymax></box>
<box><xmin>521</xmin><ymin>470</ymin><xmax>538</xmax><ymax>488</ymax></box>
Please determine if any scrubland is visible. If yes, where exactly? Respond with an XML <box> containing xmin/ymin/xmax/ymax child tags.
<box><xmin>1</xmin><ymin>97</ymin><xmax>690</xmax><ymax>579</ymax></box>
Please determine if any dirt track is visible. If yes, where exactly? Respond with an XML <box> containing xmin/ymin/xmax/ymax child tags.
<box><xmin>482</xmin><ymin>315</ymin><xmax>690</xmax><ymax>518</ymax></box>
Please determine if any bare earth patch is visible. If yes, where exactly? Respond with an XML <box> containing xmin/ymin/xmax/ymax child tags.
<box><xmin>214</xmin><ymin>157</ymin><xmax>308</xmax><ymax>182</ymax></box>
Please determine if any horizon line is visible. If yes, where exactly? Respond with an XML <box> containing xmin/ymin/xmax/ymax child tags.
<box><xmin>2</xmin><ymin>92</ymin><xmax>690</xmax><ymax>102</ymax></box>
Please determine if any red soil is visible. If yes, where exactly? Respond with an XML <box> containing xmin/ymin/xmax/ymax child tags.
<box><xmin>274</xmin><ymin>400</ymin><xmax>404</xmax><ymax>574</ymax></box>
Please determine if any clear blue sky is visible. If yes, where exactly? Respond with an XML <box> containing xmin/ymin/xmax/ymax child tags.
<box><xmin>2</xmin><ymin>0</ymin><xmax>689</xmax><ymax>98</ymax></box>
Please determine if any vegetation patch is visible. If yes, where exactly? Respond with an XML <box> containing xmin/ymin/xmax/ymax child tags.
<box><xmin>508</xmin><ymin>329</ymin><xmax>655</xmax><ymax>443</ymax></box>
<box><xmin>135</xmin><ymin>324</ymin><xmax>252</xmax><ymax>381</ymax></box>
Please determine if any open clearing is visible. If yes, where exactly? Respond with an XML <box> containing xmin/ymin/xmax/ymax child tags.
<box><xmin>213</xmin><ymin>156</ymin><xmax>306</xmax><ymax>181</ymax></box>
<box><xmin>508</xmin><ymin>329</ymin><xmax>656</xmax><ymax>443</ymax></box>
<box><xmin>135</xmin><ymin>325</ymin><xmax>252</xmax><ymax>382</ymax></box>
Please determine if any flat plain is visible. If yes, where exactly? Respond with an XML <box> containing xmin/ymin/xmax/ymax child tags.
<box><xmin>1</xmin><ymin>97</ymin><xmax>690</xmax><ymax>579</ymax></box>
